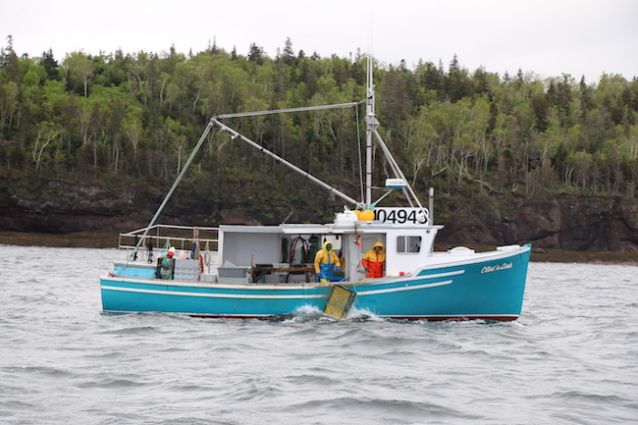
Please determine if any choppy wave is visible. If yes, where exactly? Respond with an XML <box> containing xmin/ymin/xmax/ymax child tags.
<box><xmin>1</xmin><ymin>245</ymin><xmax>637</xmax><ymax>424</ymax></box>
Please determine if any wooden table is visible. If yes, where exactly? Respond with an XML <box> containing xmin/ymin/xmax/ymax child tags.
<box><xmin>251</xmin><ymin>266</ymin><xmax>316</xmax><ymax>283</ymax></box>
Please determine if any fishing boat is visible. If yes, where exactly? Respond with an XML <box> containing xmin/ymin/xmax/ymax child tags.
<box><xmin>99</xmin><ymin>55</ymin><xmax>531</xmax><ymax>321</ymax></box>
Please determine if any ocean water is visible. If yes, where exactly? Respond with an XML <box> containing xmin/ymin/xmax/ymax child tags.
<box><xmin>0</xmin><ymin>245</ymin><xmax>637</xmax><ymax>425</ymax></box>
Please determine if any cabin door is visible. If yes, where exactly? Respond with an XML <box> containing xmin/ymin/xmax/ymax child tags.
<box><xmin>342</xmin><ymin>234</ymin><xmax>364</xmax><ymax>282</ymax></box>
<box><xmin>342</xmin><ymin>233</ymin><xmax>386</xmax><ymax>282</ymax></box>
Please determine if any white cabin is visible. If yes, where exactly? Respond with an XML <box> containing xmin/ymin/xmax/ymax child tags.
<box><xmin>217</xmin><ymin>210</ymin><xmax>442</xmax><ymax>283</ymax></box>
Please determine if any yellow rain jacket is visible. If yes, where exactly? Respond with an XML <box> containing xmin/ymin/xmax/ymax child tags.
<box><xmin>314</xmin><ymin>242</ymin><xmax>341</xmax><ymax>272</ymax></box>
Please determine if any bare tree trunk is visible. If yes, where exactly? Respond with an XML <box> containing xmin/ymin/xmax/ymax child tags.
<box><xmin>114</xmin><ymin>144</ymin><xmax>119</xmax><ymax>175</ymax></box>
<box><xmin>192</xmin><ymin>87</ymin><xmax>201</xmax><ymax>112</ymax></box>
<box><xmin>176</xmin><ymin>143</ymin><xmax>183</xmax><ymax>175</ymax></box>
<box><xmin>159</xmin><ymin>76</ymin><xmax>169</xmax><ymax>107</ymax></box>
<box><xmin>31</xmin><ymin>130</ymin><xmax>43</xmax><ymax>167</ymax></box>
<box><xmin>93</xmin><ymin>138</ymin><xmax>98</xmax><ymax>167</ymax></box>
<box><xmin>33</xmin><ymin>130</ymin><xmax>58</xmax><ymax>171</ymax></box>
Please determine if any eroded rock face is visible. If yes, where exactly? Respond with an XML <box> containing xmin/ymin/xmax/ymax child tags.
<box><xmin>220</xmin><ymin>209</ymin><xmax>262</xmax><ymax>226</ymax></box>
<box><xmin>558</xmin><ymin>197</ymin><xmax>608</xmax><ymax>250</ymax></box>
<box><xmin>1</xmin><ymin>175</ymin><xmax>637</xmax><ymax>251</ymax></box>
<box><xmin>437</xmin><ymin>194</ymin><xmax>638</xmax><ymax>251</ymax></box>
<box><xmin>12</xmin><ymin>180</ymin><xmax>136</xmax><ymax>214</ymax></box>
<box><xmin>555</xmin><ymin>196</ymin><xmax>638</xmax><ymax>251</ymax></box>
<box><xmin>0</xmin><ymin>177</ymin><xmax>146</xmax><ymax>233</ymax></box>
<box><xmin>439</xmin><ymin>213</ymin><xmax>498</xmax><ymax>246</ymax></box>
<box><xmin>511</xmin><ymin>198</ymin><xmax>561</xmax><ymax>247</ymax></box>
<box><xmin>0</xmin><ymin>211</ymin><xmax>142</xmax><ymax>233</ymax></box>
<box><xmin>609</xmin><ymin>202</ymin><xmax>638</xmax><ymax>251</ymax></box>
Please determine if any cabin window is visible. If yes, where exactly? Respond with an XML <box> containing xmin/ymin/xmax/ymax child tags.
<box><xmin>397</xmin><ymin>236</ymin><xmax>421</xmax><ymax>253</ymax></box>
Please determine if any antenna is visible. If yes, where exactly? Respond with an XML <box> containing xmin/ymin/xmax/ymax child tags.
<box><xmin>362</xmin><ymin>2</ymin><xmax>427</xmax><ymax>215</ymax></box>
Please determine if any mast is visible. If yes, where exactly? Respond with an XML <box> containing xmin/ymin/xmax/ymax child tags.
<box><xmin>365</xmin><ymin>52</ymin><xmax>377</xmax><ymax>206</ymax></box>
<box><xmin>364</xmin><ymin>51</ymin><xmax>429</xmax><ymax>220</ymax></box>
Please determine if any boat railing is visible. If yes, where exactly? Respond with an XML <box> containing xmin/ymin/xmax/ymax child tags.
<box><xmin>118</xmin><ymin>224</ymin><xmax>219</xmax><ymax>257</ymax></box>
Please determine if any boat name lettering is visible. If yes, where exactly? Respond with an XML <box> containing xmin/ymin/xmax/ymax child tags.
<box><xmin>375</xmin><ymin>208</ymin><xmax>429</xmax><ymax>225</ymax></box>
<box><xmin>480</xmin><ymin>262</ymin><xmax>513</xmax><ymax>274</ymax></box>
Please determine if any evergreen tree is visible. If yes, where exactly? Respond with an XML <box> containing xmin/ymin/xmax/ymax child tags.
<box><xmin>208</xmin><ymin>37</ymin><xmax>219</xmax><ymax>54</ymax></box>
<box><xmin>487</xmin><ymin>100</ymin><xmax>498</xmax><ymax>134</ymax></box>
<box><xmin>445</xmin><ymin>54</ymin><xmax>470</xmax><ymax>102</ymax></box>
<box><xmin>547</xmin><ymin>81</ymin><xmax>557</xmax><ymax>105</ymax></box>
<box><xmin>631</xmin><ymin>77</ymin><xmax>638</xmax><ymax>112</ymax></box>
<box><xmin>531</xmin><ymin>92</ymin><xmax>549</xmax><ymax>132</ymax></box>
<box><xmin>449</xmin><ymin>54</ymin><xmax>460</xmax><ymax>73</ymax></box>
<box><xmin>473</xmin><ymin>67</ymin><xmax>490</xmax><ymax>95</ymax></box>
<box><xmin>555</xmin><ymin>74</ymin><xmax>572</xmax><ymax>126</ymax></box>
<box><xmin>41</xmin><ymin>49</ymin><xmax>59</xmax><ymax>80</ymax></box>
<box><xmin>248</xmin><ymin>43</ymin><xmax>264</xmax><ymax>64</ymax></box>
<box><xmin>417</xmin><ymin>61</ymin><xmax>442</xmax><ymax>92</ymax></box>
<box><xmin>282</xmin><ymin>37</ymin><xmax>295</xmax><ymax>65</ymax></box>
<box><xmin>1</xmin><ymin>35</ymin><xmax>21</xmax><ymax>82</ymax></box>
<box><xmin>514</xmin><ymin>68</ymin><xmax>524</xmax><ymax>88</ymax></box>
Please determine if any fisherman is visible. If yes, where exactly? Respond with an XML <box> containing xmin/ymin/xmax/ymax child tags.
<box><xmin>362</xmin><ymin>241</ymin><xmax>385</xmax><ymax>279</ymax></box>
<box><xmin>314</xmin><ymin>241</ymin><xmax>341</xmax><ymax>282</ymax></box>
<box><xmin>158</xmin><ymin>247</ymin><xmax>176</xmax><ymax>279</ymax></box>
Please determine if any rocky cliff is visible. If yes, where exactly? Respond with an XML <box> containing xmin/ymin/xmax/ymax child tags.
<box><xmin>440</xmin><ymin>194</ymin><xmax>638</xmax><ymax>251</ymax></box>
<box><xmin>1</xmin><ymin>175</ymin><xmax>637</xmax><ymax>251</ymax></box>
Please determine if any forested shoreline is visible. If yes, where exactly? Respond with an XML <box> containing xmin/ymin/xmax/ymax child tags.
<box><xmin>1</xmin><ymin>36</ymin><xmax>637</xmax><ymax>250</ymax></box>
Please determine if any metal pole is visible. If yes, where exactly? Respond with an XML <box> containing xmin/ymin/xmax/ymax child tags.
<box><xmin>373</xmin><ymin>189</ymin><xmax>394</xmax><ymax>205</ymax></box>
<box><xmin>402</xmin><ymin>188</ymin><xmax>416</xmax><ymax>208</ymax></box>
<box><xmin>216</xmin><ymin>101</ymin><xmax>361</xmax><ymax>119</ymax></box>
<box><xmin>365</xmin><ymin>54</ymin><xmax>374</xmax><ymax>206</ymax></box>
<box><xmin>365</xmin><ymin>128</ymin><xmax>414</xmax><ymax>208</ymax></box>
<box><xmin>211</xmin><ymin>118</ymin><xmax>358</xmax><ymax>206</ymax></box>
<box><xmin>127</xmin><ymin>120</ymin><xmax>215</xmax><ymax>264</ymax></box>
<box><xmin>428</xmin><ymin>187</ymin><xmax>434</xmax><ymax>226</ymax></box>
<box><xmin>373</xmin><ymin>130</ymin><xmax>425</xmax><ymax>210</ymax></box>
<box><xmin>365</xmin><ymin>125</ymin><xmax>372</xmax><ymax>205</ymax></box>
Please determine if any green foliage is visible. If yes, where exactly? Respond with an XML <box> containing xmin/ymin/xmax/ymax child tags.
<box><xmin>0</xmin><ymin>40</ymin><xmax>637</xmax><ymax>220</ymax></box>
<box><xmin>63</xmin><ymin>52</ymin><xmax>94</xmax><ymax>97</ymax></box>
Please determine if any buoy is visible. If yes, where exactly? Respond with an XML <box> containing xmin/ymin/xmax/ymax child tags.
<box><xmin>359</xmin><ymin>209</ymin><xmax>375</xmax><ymax>221</ymax></box>
<box><xmin>353</xmin><ymin>210</ymin><xmax>362</xmax><ymax>219</ymax></box>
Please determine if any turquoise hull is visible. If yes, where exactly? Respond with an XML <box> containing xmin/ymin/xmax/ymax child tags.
<box><xmin>100</xmin><ymin>245</ymin><xmax>531</xmax><ymax>321</ymax></box>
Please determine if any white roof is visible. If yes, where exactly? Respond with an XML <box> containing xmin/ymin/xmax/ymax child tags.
<box><xmin>219</xmin><ymin>225</ymin><xmax>281</xmax><ymax>234</ymax></box>
<box><xmin>220</xmin><ymin>222</ymin><xmax>443</xmax><ymax>235</ymax></box>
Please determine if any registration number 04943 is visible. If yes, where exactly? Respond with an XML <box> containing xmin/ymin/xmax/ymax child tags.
<box><xmin>374</xmin><ymin>207</ymin><xmax>429</xmax><ymax>225</ymax></box>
